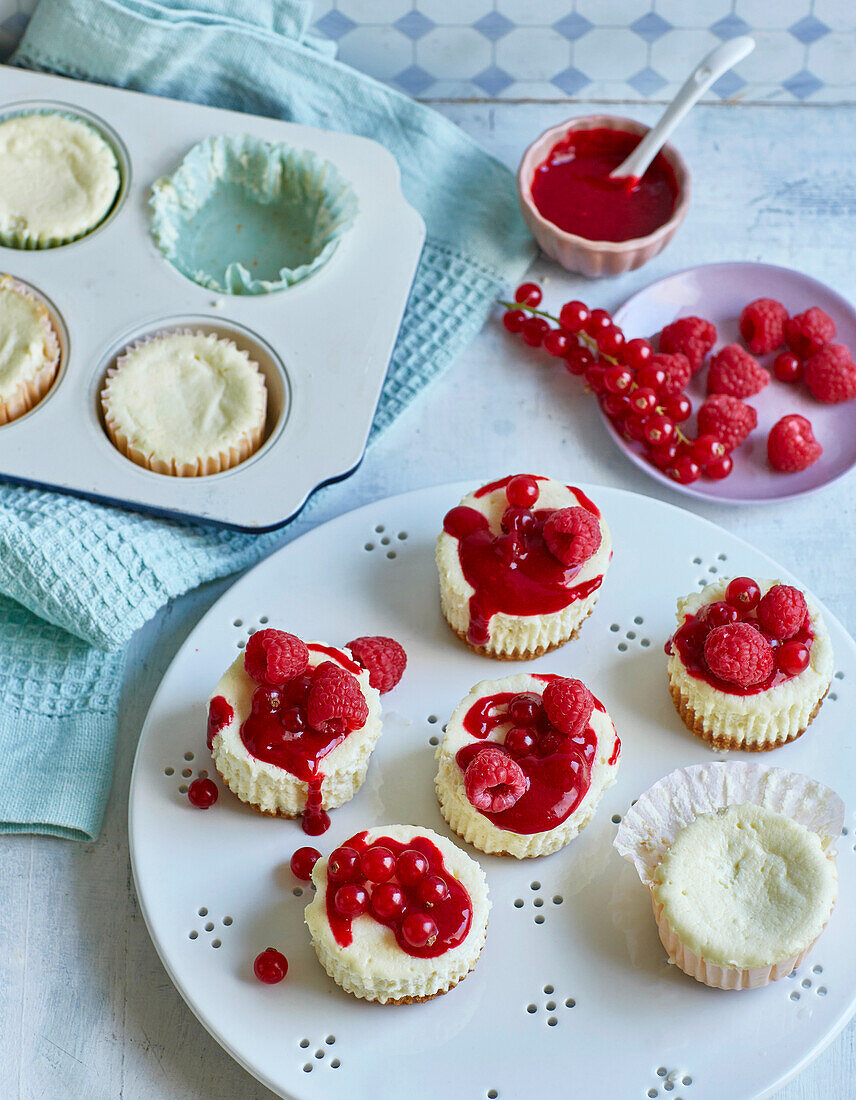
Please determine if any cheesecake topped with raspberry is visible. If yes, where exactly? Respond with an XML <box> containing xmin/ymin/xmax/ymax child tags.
<box><xmin>666</xmin><ymin>577</ymin><xmax>833</xmax><ymax>751</ymax></box>
<box><xmin>435</xmin><ymin>672</ymin><xmax>620</xmax><ymax>858</ymax></box>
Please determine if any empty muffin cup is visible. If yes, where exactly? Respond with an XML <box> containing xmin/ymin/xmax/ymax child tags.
<box><xmin>150</xmin><ymin>134</ymin><xmax>358</xmax><ymax>295</ymax></box>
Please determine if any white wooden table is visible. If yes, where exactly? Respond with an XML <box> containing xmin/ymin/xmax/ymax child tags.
<box><xmin>2</xmin><ymin>100</ymin><xmax>855</xmax><ymax>1098</ymax></box>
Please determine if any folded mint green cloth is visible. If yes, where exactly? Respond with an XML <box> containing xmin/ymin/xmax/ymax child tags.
<box><xmin>2</xmin><ymin>0</ymin><xmax>533</xmax><ymax>840</ymax></box>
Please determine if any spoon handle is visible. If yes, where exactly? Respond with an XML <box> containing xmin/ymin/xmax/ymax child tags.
<box><xmin>610</xmin><ymin>35</ymin><xmax>755</xmax><ymax>181</ymax></box>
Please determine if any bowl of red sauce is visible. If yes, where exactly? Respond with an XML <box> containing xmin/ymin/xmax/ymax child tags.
<box><xmin>518</xmin><ymin>115</ymin><xmax>690</xmax><ymax>278</ymax></box>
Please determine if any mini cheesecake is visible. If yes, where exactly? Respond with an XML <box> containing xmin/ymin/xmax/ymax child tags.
<box><xmin>436</xmin><ymin>474</ymin><xmax>612</xmax><ymax>659</ymax></box>
<box><xmin>207</xmin><ymin>629</ymin><xmax>381</xmax><ymax>834</ymax></box>
<box><xmin>0</xmin><ymin>275</ymin><xmax>60</xmax><ymax>423</ymax></box>
<box><xmin>436</xmin><ymin>673</ymin><xmax>620</xmax><ymax>858</ymax></box>
<box><xmin>305</xmin><ymin>824</ymin><xmax>489</xmax><ymax>1003</ymax></box>
<box><xmin>666</xmin><ymin>576</ymin><xmax>833</xmax><ymax>752</ymax></box>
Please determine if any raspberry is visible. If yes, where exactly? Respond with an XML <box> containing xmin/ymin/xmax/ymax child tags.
<box><xmin>244</xmin><ymin>629</ymin><xmax>309</xmax><ymax>686</ymax></box>
<box><xmin>542</xmin><ymin>677</ymin><xmax>594</xmax><ymax>737</ymax></box>
<box><xmin>707</xmin><ymin>344</ymin><xmax>770</xmax><ymax>399</ymax></box>
<box><xmin>703</xmin><ymin>622</ymin><xmax>774</xmax><ymax>687</ymax></box>
<box><xmin>756</xmin><ymin>584</ymin><xmax>808</xmax><ymax>640</ymax></box>
<box><xmin>651</xmin><ymin>352</ymin><xmax>691</xmax><ymax>397</ymax></box>
<box><xmin>659</xmin><ymin>316</ymin><xmax>716</xmax><ymax>373</ymax></box>
<box><xmin>346</xmin><ymin>636</ymin><xmax>407</xmax><ymax>694</ymax></box>
<box><xmin>697</xmin><ymin>394</ymin><xmax>758</xmax><ymax>452</ymax></box>
<box><xmin>464</xmin><ymin>746</ymin><xmax>528</xmax><ymax>812</ymax></box>
<box><xmin>767</xmin><ymin>414</ymin><xmax>822</xmax><ymax>473</ymax></box>
<box><xmin>804</xmin><ymin>344</ymin><xmax>856</xmax><ymax>403</ymax></box>
<box><xmin>739</xmin><ymin>298</ymin><xmax>788</xmax><ymax>355</ymax></box>
<box><xmin>542</xmin><ymin>507</ymin><xmax>601</xmax><ymax>566</ymax></box>
<box><xmin>306</xmin><ymin>662</ymin><xmax>368</xmax><ymax>734</ymax></box>
<box><xmin>785</xmin><ymin>307</ymin><xmax>835</xmax><ymax>359</ymax></box>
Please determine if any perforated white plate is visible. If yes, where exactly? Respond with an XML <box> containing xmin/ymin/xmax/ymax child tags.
<box><xmin>129</xmin><ymin>482</ymin><xmax>856</xmax><ymax>1100</ymax></box>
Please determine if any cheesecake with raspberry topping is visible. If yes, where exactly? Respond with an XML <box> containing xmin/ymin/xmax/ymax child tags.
<box><xmin>207</xmin><ymin>629</ymin><xmax>382</xmax><ymax>832</ymax></box>
<box><xmin>304</xmin><ymin>825</ymin><xmax>489</xmax><ymax>1003</ymax></box>
<box><xmin>436</xmin><ymin>474</ymin><xmax>612</xmax><ymax>659</ymax></box>
<box><xmin>666</xmin><ymin>577</ymin><xmax>833</xmax><ymax>752</ymax></box>
<box><xmin>435</xmin><ymin>673</ymin><xmax>620</xmax><ymax>858</ymax></box>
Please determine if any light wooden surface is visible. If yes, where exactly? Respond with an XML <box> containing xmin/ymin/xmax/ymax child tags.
<box><xmin>2</xmin><ymin>100</ymin><xmax>855</xmax><ymax>1098</ymax></box>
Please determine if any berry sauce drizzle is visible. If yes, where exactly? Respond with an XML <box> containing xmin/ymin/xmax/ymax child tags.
<box><xmin>443</xmin><ymin>479</ymin><xmax>604</xmax><ymax>648</ymax></box>
<box><xmin>530</xmin><ymin>127</ymin><xmax>678</xmax><ymax>242</ymax></box>
<box><xmin>456</xmin><ymin>678</ymin><xmax>616</xmax><ymax>834</ymax></box>
<box><xmin>206</xmin><ymin>696</ymin><xmax>233</xmax><ymax>750</ymax></box>
<box><xmin>326</xmin><ymin>832</ymin><xmax>472</xmax><ymax>958</ymax></box>
<box><xmin>666</xmin><ymin>612</ymin><xmax>814</xmax><ymax>696</ymax></box>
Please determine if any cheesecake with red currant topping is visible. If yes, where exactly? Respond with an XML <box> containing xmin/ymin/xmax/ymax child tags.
<box><xmin>304</xmin><ymin>825</ymin><xmax>489</xmax><ymax>1003</ymax></box>
<box><xmin>207</xmin><ymin>629</ymin><xmax>382</xmax><ymax>833</ymax></box>
<box><xmin>435</xmin><ymin>673</ymin><xmax>620</xmax><ymax>858</ymax></box>
<box><xmin>436</xmin><ymin>475</ymin><xmax>612</xmax><ymax>659</ymax></box>
<box><xmin>666</xmin><ymin>577</ymin><xmax>833</xmax><ymax>752</ymax></box>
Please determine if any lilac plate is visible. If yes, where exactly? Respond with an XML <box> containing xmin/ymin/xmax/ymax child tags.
<box><xmin>606</xmin><ymin>261</ymin><xmax>856</xmax><ymax>504</ymax></box>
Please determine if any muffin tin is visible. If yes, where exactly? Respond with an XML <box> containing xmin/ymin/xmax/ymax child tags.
<box><xmin>130</xmin><ymin>482</ymin><xmax>856</xmax><ymax>1100</ymax></box>
<box><xmin>0</xmin><ymin>68</ymin><xmax>425</xmax><ymax>530</ymax></box>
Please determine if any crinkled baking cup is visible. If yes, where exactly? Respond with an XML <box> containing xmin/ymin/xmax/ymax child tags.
<box><xmin>150</xmin><ymin>134</ymin><xmax>358</xmax><ymax>295</ymax></box>
<box><xmin>0</xmin><ymin>275</ymin><xmax>60</xmax><ymax>423</ymax></box>
<box><xmin>615</xmin><ymin>762</ymin><xmax>843</xmax><ymax>990</ymax></box>
<box><xmin>0</xmin><ymin>111</ymin><xmax>121</xmax><ymax>249</ymax></box>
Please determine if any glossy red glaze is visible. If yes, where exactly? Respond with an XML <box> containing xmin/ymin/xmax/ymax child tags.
<box><xmin>326</xmin><ymin>832</ymin><xmax>472</xmax><ymax>959</ymax></box>
<box><xmin>207</xmin><ymin>695</ymin><xmax>233</xmax><ymax>749</ymax></box>
<box><xmin>530</xmin><ymin>127</ymin><xmax>678</xmax><ymax>242</ymax></box>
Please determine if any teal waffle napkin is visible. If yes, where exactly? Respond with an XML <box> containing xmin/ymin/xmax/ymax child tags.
<box><xmin>2</xmin><ymin>0</ymin><xmax>533</xmax><ymax>841</ymax></box>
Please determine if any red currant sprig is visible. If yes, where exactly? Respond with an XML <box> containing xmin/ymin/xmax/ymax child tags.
<box><xmin>500</xmin><ymin>284</ymin><xmax>730</xmax><ymax>485</ymax></box>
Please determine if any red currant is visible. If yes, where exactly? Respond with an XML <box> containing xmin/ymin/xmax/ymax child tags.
<box><xmin>506</xmin><ymin>474</ymin><xmax>539</xmax><ymax>508</ymax></box>
<box><xmin>630</xmin><ymin>386</ymin><xmax>657</xmax><ymax>415</ymax></box>
<box><xmin>643</xmin><ymin>414</ymin><xmax>675</xmax><ymax>447</ymax></box>
<box><xmin>725</xmin><ymin>577</ymin><xmax>761</xmax><ymax>613</ymax></box>
<box><xmin>290</xmin><ymin>846</ymin><xmax>321</xmax><ymax>880</ymax></box>
<box><xmin>668</xmin><ymin>455</ymin><xmax>701</xmax><ymax>484</ymax></box>
<box><xmin>505</xmin><ymin>725</ymin><xmax>538</xmax><ymax>757</ymax></box>
<box><xmin>327</xmin><ymin>846</ymin><xmax>362</xmax><ymax>882</ymax></box>
<box><xmin>697</xmin><ymin>601</ymin><xmax>739</xmax><ymax>629</ymax></box>
<box><xmin>623</xmin><ymin>413</ymin><xmax>649</xmax><ymax>442</ymax></box>
<box><xmin>416</xmin><ymin>874</ymin><xmax>449</xmax><ymax>907</ymax></box>
<box><xmin>401</xmin><ymin>912</ymin><xmax>438</xmax><ymax>949</ymax></box>
<box><xmin>544</xmin><ymin>329</ymin><xmax>571</xmax><ymax>357</ymax></box>
<box><xmin>603</xmin><ymin>365</ymin><xmax>634</xmax><ymax>394</ymax></box>
<box><xmin>648</xmin><ymin>440</ymin><xmax>679</xmax><ymax>469</ymax></box>
<box><xmin>371</xmin><ymin>881</ymin><xmax>406</xmax><ymax>921</ymax></box>
<box><xmin>564</xmin><ymin>345</ymin><xmax>593</xmax><ymax>375</ymax></box>
<box><xmin>521</xmin><ymin>317</ymin><xmax>549</xmax><ymax>347</ymax></box>
<box><xmin>692</xmin><ymin>434</ymin><xmax>727</xmax><ymax>466</ymax></box>
<box><xmin>187</xmin><ymin>777</ymin><xmax>218</xmax><ymax>808</ymax></box>
<box><xmin>636</xmin><ymin>363</ymin><xmax>667</xmax><ymax>392</ymax></box>
<box><xmin>776</xmin><ymin>640</ymin><xmax>810</xmax><ymax>676</ymax></box>
<box><xmin>584</xmin><ymin>308</ymin><xmax>612</xmax><ymax>337</ymax></box>
<box><xmin>501</xmin><ymin>505</ymin><xmax>537</xmax><ymax>534</ymax></box>
<box><xmin>623</xmin><ymin>337</ymin><xmax>653</xmax><ymax>370</ymax></box>
<box><xmin>662</xmin><ymin>393</ymin><xmax>692</xmax><ymax>422</ymax></box>
<box><xmin>585</xmin><ymin>364</ymin><xmax>607</xmax><ymax>393</ymax></box>
<box><xmin>508</xmin><ymin>692</ymin><xmax>541</xmax><ymax>725</ymax></box>
<box><xmin>360</xmin><ymin>845</ymin><xmax>396</xmax><ymax>883</ymax></box>
<box><xmin>597</xmin><ymin>325</ymin><xmax>625</xmax><ymax>357</ymax></box>
<box><xmin>334</xmin><ymin>883</ymin><xmax>369</xmax><ymax>917</ymax></box>
<box><xmin>773</xmin><ymin>351</ymin><xmax>802</xmax><ymax>383</ymax></box>
<box><xmin>502</xmin><ymin>309</ymin><xmax>526</xmax><ymax>333</ymax></box>
<box><xmin>254</xmin><ymin>948</ymin><xmax>288</xmax><ymax>984</ymax></box>
<box><xmin>602</xmin><ymin>392</ymin><xmax>631</xmax><ymax>421</ymax></box>
<box><xmin>559</xmin><ymin>300</ymin><xmax>589</xmax><ymax>333</ymax></box>
<box><xmin>281</xmin><ymin>705</ymin><xmax>306</xmax><ymax>733</ymax></box>
<box><xmin>396</xmin><ymin>849</ymin><xmax>429</xmax><ymax>884</ymax></box>
<box><xmin>705</xmin><ymin>454</ymin><xmax>734</xmax><ymax>480</ymax></box>
<box><xmin>514</xmin><ymin>282</ymin><xmax>542</xmax><ymax>306</ymax></box>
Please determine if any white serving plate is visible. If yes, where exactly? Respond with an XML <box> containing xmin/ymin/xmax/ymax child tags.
<box><xmin>130</xmin><ymin>482</ymin><xmax>856</xmax><ymax>1100</ymax></box>
<box><xmin>0</xmin><ymin>67</ymin><xmax>424</xmax><ymax>530</ymax></box>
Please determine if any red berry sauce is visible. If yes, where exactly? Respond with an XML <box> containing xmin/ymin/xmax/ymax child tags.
<box><xmin>443</xmin><ymin>476</ymin><xmax>605</xmax><ymax>648</ymax></box>
<box><xmin>206</xmin><ymin>695</ymin><xmax>234</xmax><ymax>749</ymax></box>
<box><xmin>530</xmin><ymin>128</ymin><xmax>678</xmax><ymax>243</ymax></box>
<box><xmin>325</xmin><ymin>832</ymin><xmax>472</xmax><ymax>959</ymax></box>
<box><xmin>456</xmin><ymin>675</ymin><xmax>618</xmax><ymax>834</ymax></box>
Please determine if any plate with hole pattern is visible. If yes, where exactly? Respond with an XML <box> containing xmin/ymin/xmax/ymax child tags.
<box><xmin>129</xmin><ymin>481</ymin><xmax>856</xmax><ymax>1100</ymax></box>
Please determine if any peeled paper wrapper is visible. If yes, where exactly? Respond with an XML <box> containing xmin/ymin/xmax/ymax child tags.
<box><xmin>150</xmin><ymin>134</ymin><xmax>358</xmax><ymax>295</ymax></box>
<box><xmin>614</xmin><ymin>762</ymin><xmax>845</xmax><ymax>990</ymax></box>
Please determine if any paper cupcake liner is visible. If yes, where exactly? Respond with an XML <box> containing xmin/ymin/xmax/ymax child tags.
<box><xmin>0</xmin><ymin>276</ymin><xmax>61</xmax><ymax>423</ymax></box>
<box><xmin>614</xmin><ymin>762</ymin><xmax>844</xmax><ymax>990</ymax></box>
<box><xmin>150</xmin><ymin>134</ymin><xmax>358</xmax><ymax>295</ymax></box>
<box><xmin>101</xmin><ymin>330</ymin><xmax>267</xmax><ymax>478</ymax></box>
<box><xmin>0</xmin><ymin>111</ymin><xmax>121</xmax><ymax>249</ymax></box>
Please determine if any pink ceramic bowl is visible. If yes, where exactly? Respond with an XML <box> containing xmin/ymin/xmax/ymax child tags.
<box><xmin>517</xmin><ymin>114</ymin><xmax>691</xmax><ymax>278</ymax></box>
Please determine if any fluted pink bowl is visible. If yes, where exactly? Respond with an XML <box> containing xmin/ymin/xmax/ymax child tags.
<box><xmin>517</xmin><ymin>114</ymin><xmax>691</xmax><ymax>278</ymax></box>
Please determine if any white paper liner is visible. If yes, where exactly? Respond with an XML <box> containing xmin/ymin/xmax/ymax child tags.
<box><xmin>0</xmin><ymin>275</ymin><xmax>60</xmax><ymax>423</ymax></box>
<box><xmin>614</xmin><ymin>762</ymin><xmax>844</xmax><ymax>990</ymax></box>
